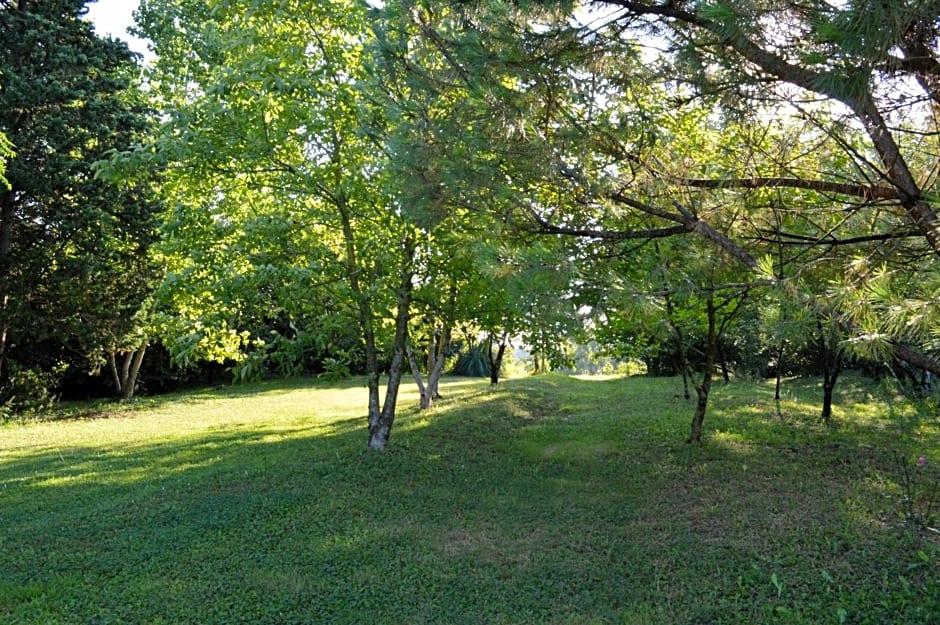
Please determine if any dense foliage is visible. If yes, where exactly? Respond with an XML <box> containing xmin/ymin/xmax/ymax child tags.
<box><xmin>0</xmin><ymin>0</ymin><xmax>159</xmax><ymax>408</ymax></box>
<box><xmin>5</xmin><ymin>0</ymin><xmax>940</xmax><ymax>444</ymax></box>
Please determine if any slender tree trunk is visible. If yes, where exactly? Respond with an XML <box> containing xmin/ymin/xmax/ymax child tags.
<box><xmin>815</xmin><ymin>321</ymin><xmax>843</xmax><ymax>423</ymax></box>
<box><xmin>687</xmin><ymin>296</ymin><xmax>717</xmax><ymax>443</ymax></box>
<box><xmin>774</xmin><ymin>340</ymin><xmax>784</xmax><ymax>401</ymax></box>
<box><xmin>121</xmin><ymin>344</ymin><xmax>147</xmax><ymax>401</ymax></box>
<box><xmin>425</xmin><ymin>324</ymin><xmax>449</xmax><ymax>403</ymax></box>
<box><xmin>109</xmin><ymin>349</ymin><xmax>121</xmax><ymax>394</ymax></box>
<box><xmin>821</xmin><ymin>373</ymin><xmax>837</xmax><ymax>423</ymax></box>
<box><xmin>406</xmin><ymin>324</ymin><xmax>449</xmax><ymax>410</ymax></box>
<box><xmin>774</xmin><ymin>340</ymin><xmax>785</xmax><ymax>418</ymax></box>
<box><xmin>688</xmin><ymin>368</ymin><xmax>712</xmax><ymax>443</ymax></box>
<box><xmin>0</xmin><ymin>188</ymin><xmax>15</xmax><ymax>380</ymax></box>
<box><xmin>488</xmin><ymin>332</ymin><xmax>508</xmax><ymax>385</ymax></box>
<box><xmin>665</xmin><ymin>294</ymin><xmax>691</xmax><ymax>400</ymax></box>
<box><xmin>109</xmin><ymin>343</ymin><xmax>148</xmax><ymax>401</ymax></box>
<box><xmin>0</xmin><ymin>320</ymin><xmax>6</xmax><ymax>381</ymax></box>
<box><xmin>337</xmin><ymin>198</ymin><xmax>382</xmax><ymax>438</ymax></box>
<box><xmin>406</xmin><ymin>341</ymin><xmax>430</xmax><ymax>408</ymax></box>
<box><xmin>425</xmin><ymin>351</ymin><xmax>445</xmax><ymax>403</ymax></box>
<box><xmin>121</xmin><ymin>350</ymin><xmax>133</xmax><ymax>389</ymax></box>
<box><xmin>719</xmin><ymin>343</ymin><xmax>730</xmax><ymax>383</ymax></box>
<box><xmin>0</xmin><ymin>190</ymin><xmax>13</xmax><ymax>260</ymax></box>
<box><xmin>369</xmin><ymin>253</ymin><xmax>414</xmax><ymax>450</ymax></box>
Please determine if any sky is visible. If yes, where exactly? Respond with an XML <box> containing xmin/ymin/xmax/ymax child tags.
<box><xmin>85</xmin><ymin>0</ymin><xmax>149</xmax><ymax>57</ymax></box>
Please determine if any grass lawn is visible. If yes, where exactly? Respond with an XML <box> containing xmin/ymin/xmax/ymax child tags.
<box><xmin>1</xmin><ymin>373</ymin><xmax>938</xmax><ymax>624</ymax></box>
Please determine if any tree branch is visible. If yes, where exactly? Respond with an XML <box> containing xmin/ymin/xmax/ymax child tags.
<box><xmin>676</xmin><ymin>176</ymin><xmax>899</xmax><ymax>201</ymax></box>
<box><xmin>750</xmin><ymin>228</ymin><xmax>922</xmax><ymax>247</ymax></box>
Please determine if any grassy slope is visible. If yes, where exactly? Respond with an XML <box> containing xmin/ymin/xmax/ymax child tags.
<box><xmin>1</xmin><ymin>374</ymin><xmax>938</xmax><ymax>624</ymax></box>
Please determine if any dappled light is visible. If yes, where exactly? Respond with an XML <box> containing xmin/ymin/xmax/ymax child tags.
<box><xmin>5</xmin><ymin>0</ymin><xmax>940</xmax><ymax>620</ymax></box>
<box><xmin>2</xmin><ymin>374</ymin><xmax>939</xmax><ymax>622</ymax></box>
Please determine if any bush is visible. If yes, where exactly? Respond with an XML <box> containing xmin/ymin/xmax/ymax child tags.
<box><xmin>451</xmin><ymin>345</ymin><xmax>490</xmax><ymax>377</ymax></box>
<box><xmin>0</xmin><ymin>361</ymin><xmax>67</xmax><ymax>418</ymax></box>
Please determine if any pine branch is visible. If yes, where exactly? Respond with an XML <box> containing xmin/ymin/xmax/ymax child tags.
<box><xmin>676</xmin><ymin>176</ymin><xmax>899</xmax><ymax>201</ymax></box>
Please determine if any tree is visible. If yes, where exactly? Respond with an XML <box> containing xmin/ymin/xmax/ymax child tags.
<box><xmin>589</xmin><ymin>0</ymin><xmax>940</xmax><ymax>250</ymax></box>
<box><xmin>563</xmin><ymin>1</ymin><xmax>940</xmax><ymax>368</ymax></box>
<box><xmin>424</xmin><ymin>0</ymin><xmax>940</xmax><ymax>392</ymax></box>
<box><xmin>0</xmin><ymin>0</ymin><xmax>159</xmax><ymax>405</ymax></box>
<box><xmin>496</xmin><ymin>5</ymin><xmax>927</xmax><ymax>432</ymax></box>
<box><xmin>370</xmin><ymin>0</ymin><xmax>598</xmax><ymax>382</ymax></box>
<box><xmin>131</xmin><ymin>0</ymin><xmax>423</xmax><ymax>449</ymax></box>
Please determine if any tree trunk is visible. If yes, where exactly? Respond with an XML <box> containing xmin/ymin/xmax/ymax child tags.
<box><xmin>336</xmin><ymin>197</ymin><xmax>384</xmax><ymax>444</ymax></box>
<box><xmin>425</xmin><ymin>324</ymin><xmax>449</xmax><ymax>404</ymax></box>
<box><xmin>821</xmin><ymin>375</ymin><xmax>836</xmax><ymax>423</ymax></box>
<box><xmin>688</xmin><ymin>372</ymin><xmax>712</xmax><ymax>443</ymax></box>
<box><xmin>0</xmin><ymin>189</ymin><xmax>14</xmax><ymax>260</ymax></box>
<box><xmin>405</xmin><ymin>341</ymin><xmax>430</xmax><ymax>409</ymax></box>
<box><xmin>109</xmin><ymin>343</ymin><xmax>148</xmax><ymax>401</ymax></box>
<box><xmin>109</xmin><ymin>349</ymin><xmax>121</xmax><ymax>394</ymax></box>
<box><xmin>121</xmin><ymin>344</ymin><xmax>147</xmax><ymax>401</ymax></box>
<box><xmin>816</xmin><ymin>322</ymin><xmax>843</xmax><ymax>424</ymax></box>
<box><xmin>0</xmin><ymin>188</ymin><xmax>15</xmax><ymax>380</ymax></box>
<box><xmin>488</xmin><ymin>332</ymin><xmax>508</xmax><ymax>385</ymax></box>
<box><xmin>774</xmin><ymin>340</ymin><xmax>784</xmax><ymax>401</ymax></box>
<box><xmin>719</xmin><ymin>343</ymin><xmax>730</xmax><ymax>383</ymax></box>
<box><xmin>370</xmin><ymin>322</ymin><xmax>407</xmax><ymax>450</ymax></box>
<box><xmin>367</xmin><ymin>241</ymin><xmax>414</xmax><ymax>451</ymax></box>
<box><xmin>820</xmin><ymin>352</ymin><xmax>843</xmax><ymax>424</ymax></box>
<box><xmin>121</xmin><ymin>350</ymin><xmax>133</xmax><ymax>390</ymax></box>
<box><xmin>665</xmin><ymin>295</ymin><xmax>691</xmax><ymax>400</ymax></box>
<box><xmin>0</xmin><ymin>319</ymin><xmax>7</xmax><ymax>381</ymax></box>
<box><xmin>406</xmin><ymin>323</ymin><xmax>449</xmax><ymax>410</ymax></box>
<box><xmin>687</xmin><ymin>296</ymin><xmax>717</xmax><ymax>443</ymax></box>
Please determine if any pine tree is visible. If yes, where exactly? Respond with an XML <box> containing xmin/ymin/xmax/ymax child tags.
<box><xmin>0</xmin><ymin>0</ymin><xmax>159</xmax><ymax>404</ymax></box>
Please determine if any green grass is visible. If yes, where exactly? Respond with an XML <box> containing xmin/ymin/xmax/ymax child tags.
<box><xmin>1</xmin><ymin>374</ymin><xmax>938</xmax><ymax>624</ymax></box>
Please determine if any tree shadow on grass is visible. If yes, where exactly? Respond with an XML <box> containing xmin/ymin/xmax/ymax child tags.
<box><xmin>1</xmin><ymin>375</ymin><xmax>938</xmax><ymax>624</ymax></box>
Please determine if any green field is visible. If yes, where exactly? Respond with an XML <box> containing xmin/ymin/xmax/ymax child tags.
<box><xmin>1</xmin><ymin>374</ymin><xmax>938</xmax><ymax>624</ymax></box>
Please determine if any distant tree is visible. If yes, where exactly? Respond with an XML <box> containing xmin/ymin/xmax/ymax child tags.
<box><xmin>0</xmin><ymin>0</ymin><xmax>159</xmax><ymax>405</ymax></box>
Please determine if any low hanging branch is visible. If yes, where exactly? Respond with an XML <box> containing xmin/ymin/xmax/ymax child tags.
<box><xmin>601</xmin><ymin>0</ymin><xmax>940</xmax><ymax>257</ymax></box>
<box><xmin>662</xmin><ymin>203</ymin><xmax>940</xmax><ymax>376</ymax></box>
<box><xmin>529</xmin><ymin>185</ymin><xmax>940</xmax><ymax>377</ymax></box>
<box><xmin>589</xmin><ymin>125</ymin><xmax>902</xmax><ymax>206</ymax></box>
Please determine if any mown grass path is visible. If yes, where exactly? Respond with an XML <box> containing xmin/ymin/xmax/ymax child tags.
<box><xmin>1</xmin><ymin>375</ymin><xmax>938</xmax><ymax>623</ymax></box>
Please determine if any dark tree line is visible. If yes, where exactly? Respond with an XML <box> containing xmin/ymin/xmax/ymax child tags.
<box><xmin>0</xmin><ymin>0</ymin><xmax>159</xmax><ymax>409</ymax></box>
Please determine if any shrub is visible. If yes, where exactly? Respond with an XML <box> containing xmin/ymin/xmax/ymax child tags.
<box><xmin>0</xmin><ymin>361</ymin><xmax>67</xmax><ymax>418</ymax></box>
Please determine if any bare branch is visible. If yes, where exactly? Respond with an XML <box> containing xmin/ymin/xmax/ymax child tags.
<box><xmin>676</xmin><ymin>177</ymin><xmax>900</xmax><ymax>201</ymax></box>
<box><xmin>750</xmin><ymin>228</ymin><xmax>922</xmax><ymax>247</ymax></box>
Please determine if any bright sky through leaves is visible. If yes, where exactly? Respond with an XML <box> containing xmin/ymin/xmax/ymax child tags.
<box><xmin>85</xmin><ymin>0</ymin><xmax>148</xmax><ymax>57</ymax></box>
